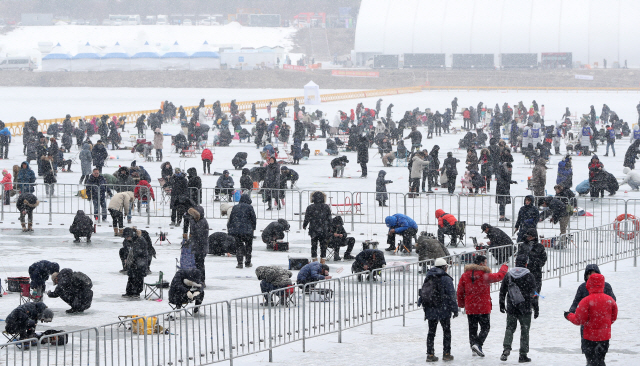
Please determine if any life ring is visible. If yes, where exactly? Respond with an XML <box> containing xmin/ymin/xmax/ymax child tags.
<box><xmin>613</xmin><ymin>214</ymin><xmax>639</xmax><ymax>240</ymax></box>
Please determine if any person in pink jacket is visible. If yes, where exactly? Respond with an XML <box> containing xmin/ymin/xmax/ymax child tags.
<box><xmin>1</xmin><ymin>169</ymin><xmax>12</xmax><ymax>205</ymax></box>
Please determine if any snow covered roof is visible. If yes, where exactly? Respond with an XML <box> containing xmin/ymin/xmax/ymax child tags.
<box><xmin>161</xmin><ymin>41</ymin><xmax>190</xmax><ymax>59</ymax></box>
<box><xmin>131</xmin><ymin>41</ymin><xmax>160</xmax><ymax>59</ymax></box>
<box><xmin>355</xmin><ymin>0</ymin><xmax>640</xmax><ymax>66</ymax></box>
<box><xmin>72</xmin><ymin>42</ymin><xmax>101</xmax><ymax>60</ymax></box>
<box><xmin>42</xmin><ymin>42</ymin><xmax>72</xmax><ymax>60</ymax></box>
<box><xmin>102</xmin><ymin>42</ymin><xmax>130</xmax><ymax>59</ymax></box>
<box><xmin>190</xmin><ymin>41</ymin><xmax>220</xmax><ymax>59</ymax></box>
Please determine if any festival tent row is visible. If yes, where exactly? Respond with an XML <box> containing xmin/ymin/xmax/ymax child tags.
<box><xmin>42</xmin><ymin>41</ymin><xmax>224</xmax><ymax>71</ymax></box>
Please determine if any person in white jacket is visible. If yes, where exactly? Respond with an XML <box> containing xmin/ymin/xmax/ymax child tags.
<box><xmin>108</xmin><ymin>191</ymin><xmax>135</xmax><ymax>236</ymax></box>
<box><xmin>631</xmin><ymin>124</ymin><xmax>640</xmax><ymax>145</ymax></box>
<box><xmin>531</xmin><ymin>122</ymin><xmax>543</xmax><ymax>147</ymax></box>
<box><xmin>552</xmin><ymin>123</ymin><xmax>562</xmax><ymax>155</ymax></box>
<box><xmin>620</xmin><ymin>167</ymin><xmax>640</xmax><ymax>191</ymax></box>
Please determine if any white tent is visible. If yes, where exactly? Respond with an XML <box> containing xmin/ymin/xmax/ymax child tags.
<box><xmin>42</xmin><ymin>43</ymin><xmax>72</xmax><ymax>72</ymax></box>
<box><xmin>101</xmin><ymin>42</ymin><xmax>131</xmax><ymax>71</ymax></box>
<box><xmin>160</xmin><ymin>41</ymin><xmax>190</xmax><ymax>70</ymax></box>
<box><xmin>189</xmin><ymin>41</ymin><xmax>221</xmax><ymax>70</ymax></box>
<box><xmin>304</xmin><ymin>81</ymin><xmax>321</xmax><ymax>105</ymax></box>
<box><xmin>130</xmin><ymin>42</ymin><xmax>160</xmax><ymax>71</ymax></box>
<box><xmin>71</xmin><ymin>42</ymin><xmax>101</xmax><ymax>71</ymax></box>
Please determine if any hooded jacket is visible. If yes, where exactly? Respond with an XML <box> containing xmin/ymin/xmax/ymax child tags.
<box><xmin>303</xmin><ymin>191</ymin><xmax>332</xmax><ymax>238</ymax></box>
<box><xmin>108</xmin><ymin>191</ymin><xmax>135</xmax><ymax>214</ymax></box>
<box><xmin>169</xmin><ymin>269</ymin><xmax>204</xmax><ymax>306</ymax></box>
<box><xmin>123</xmin><ymin>229</ymin><xmax>149</xmax><ymax>277</ymax></box>
<box><xmin>16</xmin><ymin>192</ymin><xmax>39</xmax><ymax>212</ymax></box>
<box><xmin>153</xmin><ymin>128</ymin><xmax>164</xmax><ymax>150</ymax></box>
<box><xmin>69</xmin><ymin>210</ymin><xmax>93</xmax><ymax>235</ymax></box>
<box><xmin>47</xmin><ymin>268</ymin><xmax>93</xmax><ymax>311</ymax></box>
<box><xmin>28</xmin><ymin>260</ymin><xmax>59</xmax><ymax>288</ymax></box>
<box><xmin>410</xmin><ymin>154</ymin><xmax>429</xmax><ymax>179</ymax></box>
<box><xmin>134</xmin><ymin>180</ymin><xmax>155</xmax><ymax>201</ymax></box>
<box><xmin>5</xmin><ymin>302</ymin><xmax>49</xmax><ymax>334</ymax></box>
<box><xmin>240</xmin><ymin>168</ymin><xmax>253</xmax><ymax>191</ymax></box>
<box><xmin>261</xmin><ymin>219</ymin><xmax>289</xmax><ymax>243</ymax></box>
<box><xmin>297</xmin><ymin>262</ymin><xmax>327</xmax><ymax>283</ymax></box>
<box><xmin>531</xmin><ymin>158</ymin><xmax>547</xmax><ymax>189</ymax></box>
<box><xmin>499</xmin><ymin>267</ymin><xmax>539</xmax><ymax>315</ymax></box>
<box><xmin>457</xmin><ymin>264</ymin><xmax>508</xmax><ymax>314</ymax></box>
<box><xmin>92</xmin><ymin>142</ymin><xmax>108</xmax><ymax>166</ymax></box>
<box><xmin>422</xmin><ymin>267</ymin><xmax>458</xmax><ymax>320</ymax></box>
<box><xmin>385</xmin><ymin>214</ymin><xmax>418</xmax><ymax>233</ymax></box>
<box><xmin>416</xmin><ymin>233</ymin><xmax>450</xmax><ymax>261</ymax></box>
<box><xmin>256</xmin><ymin>266</ymin><xmax>292</xmax><ymax>288</ymax></box>
<box><xmin>376</xmin><ymin>170</ymin><xmax>392</xmax><ymax>201</ymax></box>
<box><xmin>184</xmin><ymin>206</ymin><xmax>209</xmax><ymax>255</ymax></box>
<box><xmin>569</xmin><ymin>264</ymin><xmax>616</xmax><ymax>313</ymax></box>
<box><xmin>435</xmin><ymin>209</ymin><xmax>457</xmax><ymax>228</ymax></box>
<box><xmin>515</xmin><ymin>196</ymin><xmax>539</xmax><ymax>232</ymax></box>
<box><xmin>227</xmin><ymin>195</ymin><xmax>256</xmax><ymax>236</ymax></box>
<box><xmin>78</xmin><ymin>144</ymin><xmax>93</xmax><ymax>176</ymax></box>
<box><xmin>263</xmin><ymin>161</ymin><xmax>281</xmax><ymax>189</ymax></box>
<box><xmin>16</xmin><ymin>162</ymin><xmax>36</xmax><ymax>193</ymax></box>
<box><xmin>567</xmin><ymin>273</ymin><xmax>618</xmax><ymax>341</ymax></box>
<box><xmin>557</xmin><ymin>157</ymin><xmax>573</xmax><ymax>187</ymax></box>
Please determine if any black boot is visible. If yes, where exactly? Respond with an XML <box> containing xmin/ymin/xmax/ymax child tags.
<box><xmin>245</xmin><ymin>255</ymin><xmax>252</xmax><ymax>268</ymax></box>
<box><xmin>236</xmin><ymin>257</ymin><xmax>243</xmax><ymax>269</ymax></box>
<box><xmin>518</xmin><ymin>354</ymin><xmax>531</xmax><ymax>363</ymax></box>
<box><xmin>385</xmin><ymin>245</ymin><xmax>395</xmax><ymax>252</ymax></box>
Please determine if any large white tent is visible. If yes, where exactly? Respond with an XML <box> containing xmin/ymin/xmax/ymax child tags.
<box><xmin>42</xmin><ymin>43</ymin><xmax>72</xmax><ymax>72</ymax></box>
<box><xmin>354</xmin><ymin>0</ymin><xmax>640</xmax><ymax>68</ymax></box>
<box><xmin>130</xmin><ymin>41</ymin><xmax>160</xmax><ymax>71</ymax></box>
<box><xmin>189</xmin><ymin>41</ymin><xmax>221</xmax><ymax>70</ymax></box>
<box><xmin>71</xmin><ymin>42</ymin><xmax>101</xmax><ymax>71</ymax></box>
<box><xmin>303</xmin><ymin>81</ymin><xmax>321</xmax><ymax>105</ymax></box>
<box><xmin>100</xmin><ymin>42</ymin><xmax>131</xmax><ymax>71</ymax></box>
<box><xmin>160</xmin><ymin>41</ymin><xmax>190</xmax><ymax>70</ymax></box>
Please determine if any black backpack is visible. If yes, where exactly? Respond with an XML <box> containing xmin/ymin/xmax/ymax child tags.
<box><xmin>419</xmin><ymin>275</ymin><xmax>443</xmax><ymax>308</ymax></box>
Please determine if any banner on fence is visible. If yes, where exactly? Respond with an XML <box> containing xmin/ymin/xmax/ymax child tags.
<box><xmin>283</xmin><ymin>64</ymin><xmax>308</xmax><ymax>72</ymax></box>
<box><xmin>331</xmin><ymin>70</ymin><xmax>380</xmax><ymax>78</ymax></box>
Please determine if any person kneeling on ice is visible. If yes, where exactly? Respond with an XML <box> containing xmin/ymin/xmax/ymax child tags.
<box><xmin>169</xmin><ymin>269</ymin><xmax>204</xmax><ymax>310</ymax></box>
<box><xmin>419</xmin><ymin>258</ymin><xmax>458</xmax><ymax>362</ymax></box>
<box><xmin>297</xmin><ymin>262</ymin><xmax>331</xmax><ymax>289</ymax></box>
<box><xmin>261</xmin><ymin>218</ymin><xmax>289</xmax><ymax>249</ymax></box>
<box><xmin>565</xmin><ymin>273</ymin><xmax>617</xmax><ymax>366</ymax></box>
<box><xmin>47</xmin><ymin>268</ymin><xmax>93</xmax><ymax>313</ymax></box>
<box><xmin>255</xmin><ymin>265</ymin><xmax>293</xmax><ymax>305</ymax></box>
<box><xmin>435</xmin><ymin>209</ymin><xmax>458</xmax><ymax>246</ymax></box>
<box><xmin>16</xmin><ymin>191</ymin><xmax>39</xmax><ymax>232</ymax></box>
<box><xmin>330</xmin><ymin>156</ymin><xmax>349</xmax><ymax>178</ymax></box>
<box><xmin>121</xmin><ymin>227</ymin><xmax>149</xmax><ymax>299</ymax></box>
<box><xmin>498</xmin><ymin>255</ymin><xmax>539</xmax><ymax>363</ymax></box>
<box><xmin>620</xmin><ymin>167</ymin><xmax>640</xmax><ymax>191</ymax></box>
<box><xmin>5</xmin><ymin>302</ymin><xmax>53</xmax><ymax>341</ymax></box>
<box><xmin>384</xmin><ymin>213</ymin><xmax>418</xmax><ymax>253</ymax></box>
<box><xmin>457</xmin><ymin>255</ymin><xmax>508</xmax><ymax>358</ymax></box>
<box><xmin>69</xmin><ymin>210</ymin><xmax>93</xmax><ymax>243</ymax></box>
<box><xmin>208</xmin><ymin>232</ymin><xmax>236</xmax><ymax>256</ymax></box>
<box><xmin>328</xmin><ymin>216</ymin><xmax>355</xmax><ymax>261</ymax></box>
<box><xmin>415</xmin><ymin>232</ymin><xmax>450</xmax><ymax>272</ymax></box>
<box><xmin>351</xmin><ymin>249</ymin><xmax>386</xmax><ymax>281</ymax></box>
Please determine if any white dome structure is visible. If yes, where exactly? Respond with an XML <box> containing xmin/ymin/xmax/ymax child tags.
<box><xmin>354</xmin><ymin>0</ymin><xmax>640</xmax><ymax>68</ymax></box>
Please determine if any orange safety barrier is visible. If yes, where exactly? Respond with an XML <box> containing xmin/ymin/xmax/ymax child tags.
<box><xmin>6</xmin><ymin>86</ymin><xmax>422</xmax><ymax>136</ymax></box>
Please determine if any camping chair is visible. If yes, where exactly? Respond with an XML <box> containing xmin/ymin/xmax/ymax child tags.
<box><xmin>144</xmin><ymin>271</ymin><xmax>164</xmax><ymax>301</ymax></box>
<box><xmin>269</xmin><ymin>286</ymin><xmax>296</xmax><ymax>307</ymax></box>
<box><xmin>157</xmin><ymin>178</ymin><xmax>172</xmax><ymax>205</ymax></box>
<box><xmin>19</xmin><ymin>283</ymin><xmax>39</xmax><ymax>305</ymax></box>
<box><xmin>395</xmin><ymin>151</ymin><xmax>408</xmax><ymax>167</ymax></box>
<box><xmin>450</xmin><ymin>221</ymin><xmax>466</xmax><ymax>247</ymax></box>
<box><xmin>137</xmin><ymin>186</ymin><xmax>151</xmax><ymax>214</ymax></box>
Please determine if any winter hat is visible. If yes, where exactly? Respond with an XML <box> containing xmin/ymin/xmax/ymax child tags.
<box><xmin>122</xmin><ymin>227</ymin><xmax>134</xmax><ymax>238</ymax></box>
<box><xmin>321</xmin><ymin>264</ymin><xmax>330</xmax><ymax>273</ymax></box>
<box><xmin>2</xmin><ymin>169</ymin><xmax>7</xmax><ymax>175</ymax></box>
<box><xmin>525</xmin><ymin>228</ymin><xmax>538</xmax><ymax>240</ymax></box>
<box><xmin>40</xmin><ymin>308</ymin><xmax>54</xmax><ymax>322</ymax></box>
<box><xmin>515</xmin><ymin>255</ymin><xmax>528</xmax><ymax>267</ymax></box>
<box><xmin>480</xmin><ymin>223</ymin><xmax>491</xmax><ymax>232</ymax></box>
<box><xmin>175</xmin><ymin>168</ymin><xmax>181</xmax><ymax>174</ymax></box>
<box><xmin>434</xmin><ymin>258</ymin><xmax>448</xmax><ymax>267</ymax></box>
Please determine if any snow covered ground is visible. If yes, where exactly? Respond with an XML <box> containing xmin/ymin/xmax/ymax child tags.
<box><xmin>0</xmin><ymin>23</ymin><xmax>296</xmax><ymax>58</ymax></box>
<box><xmin>0</xmin><ymin>88</ymin><xmax>639</xmax><ymax>364</ymax></box>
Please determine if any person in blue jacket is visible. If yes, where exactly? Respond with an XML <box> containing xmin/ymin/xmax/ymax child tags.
<box><xmin>0</xmin><ymin>127</ymin><xmax>11</xmax><ymax>159</ymax></box>
<box><xmin>384</xmin><ymin>214</ymin><xmax>418</xmax><ymax>253</ymax></box>
<box><xmin>556</xmin><ymin>155</ymin><xmax>573</xmax><ymax>188</ymax></box>
<box><xmin>420</xmin><ymin>258</ymin><xmax>458</xmax><ymax>362</ymax></box>
<box><xmin>296</xmin><ymin>262</ymin><xmax>331</xmax><ymax>287</ymax></box>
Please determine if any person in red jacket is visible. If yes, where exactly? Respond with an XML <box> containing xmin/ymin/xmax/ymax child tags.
<box><xmin>1</xmin><ymin>169</ymin><xmax>12</xmax><ymax>205</ymax></box>
<box><xmin>201</xmin><ymin>148</ymin><xmax>213</xmax><ymax>175</ymax></box>
<box><xmin>435</xmin><ymin>209</ymin><xmax>458</xmax><ymax>246</ymax></box>
<box><xmin>565</xmin><ymin>273</ymin><xmax>617</xmax><ymax>366</ymax></box>
<box><xmin>463</xmin><ymin>109</ymin><xmax>471</xmax><ymax>130</ymax></box>
<box><xmin>134</xmin><ymin>180</ymin><xmax>155</xmax><ymax>204</ymax></box>
<box><xmin>457</xmin><ymin>255</ymin><xmax>508</xmax><ymax>357</ymax></box>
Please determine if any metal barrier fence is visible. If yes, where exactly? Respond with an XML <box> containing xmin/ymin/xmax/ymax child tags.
<box><xmin>6</xmin><ymin>183</ymin><xmax>637</xmax><ymax>237</ymax></box>
<box><xmin>1</xmin><ymin>223</ymin><xmax>636</xmax><ymax>365</ymax></box>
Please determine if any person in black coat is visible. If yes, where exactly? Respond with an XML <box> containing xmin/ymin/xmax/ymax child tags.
<box><xmin>5</xmin><ymin>302</ymin><xmax>53</xmax><ymax>340</ymax></box>
<box><xmin>169</xmin><ymin>269</ymin><xmax>204</xmax><ymax>309</ymax></box>
<box><xmin>186</xmin><ymin>168</ymin><xmax>202</xmax><ymax>204</ymax></box>
<box><xmin>331</xmin><ymin>156</ymin><xmax>349</xmax><ymax>178</ymax></box>
<box><xmin>328</xmin><ymin>216</ymin><xmax>355</xmax><ymax>261</ymax></box>
<box><xmin>568</xmin><ymin>264</ymin><xmax>616</xmax><ymax>354</ymax></box>
<box><xmin>540</xmin><ymin>196</ymin><xmax>569</xmax><ymax>239</ymax></box>
<box><xmin>208</xmin><ymin>232</ymin><xmax>236</xmax><ymax>256</ymax></box>
<box><xmin>183</xmin><ymin>206</ymin><xmax>209</xmax><ymax>284</ymax></box>
<box><xmin>240</xmin><ymin>168</ymin><xmax>253</xmax><ymax>192</ymax></box>
<box><xmin>17</xmin><ymin>192</ymin><xmax>39</xmax><ymax>232</ymax></box>
<box><xmin>303</xmin><ymin>191</ymin><xmax>333</xmax><ymax>261</ymax></box>
<box><xmin>351</xmin><ymin>249</ymin><xmax>386</xmax><ymax>277</ymax></box>
<box><xmin>232</xmin><ymin>152</ymin><xmax>248</xmax><ymax>170</ymax></box>
<box><xmin>169</xmin><ymin>169</ymin><xmax>190</xmax><ymax>225</ymax></box>
<box><xmin>376</xmin><ymin>170</ymin><xmax>392</xmax><ymax>206</ymax></box>
<box><xmin>47</xmin><ymin>268</ymin><xmax>93</xmax><ymax>313</ymax></box>
<box><xmin>28</xmin><ymin>260</ymin><xmax>59</xmax><ymax>298</ymax></box>
<box><xmin>514</xmin><ymin>195</ymin><xmax>539</xmax><ymax>243</ymax></box>
<box><xmin>279</xmin><ymin>166</ymin><xmax>298</xmax><ymax>189</ymax></box>
<box><xmin>69</xmin><ymin>210</ymin><xmax>93</xmax><ymax>243</ymax></box>
<box><xmin>122</xmin><ymin>227</ymin><xmax>149</xmax><ymax>298</ymax></box>
<box><xmin>499</xmin><ymin>255</ymin><xmax>539</xmax><ymax>363</ymax></box>
<box><xmin>263</xmin><ymin>157</ymin><xmax>281</xmax><ymax>210</ymax></box>
<box><xmin>522</xmin><ymin>229</ymin><xmax>547</xmax><ymax>294</ymax></box>
<box><xmin>92</xmin><ymin>141</ymin><xmax>108</xmax><ymax>173</ymax></box>
<box><xmin>227</xmin><ymin>194</ymin><xmax>257</xmax><ymax>268</ymax></box>
<box><xmin>427</xmin><ymin>145</ymin><xmax>440</xmax><ymax>188</ymax></box>
<box><xmin>261</xmin><ymin>218</ymin><xmax>290</xmax><ymax>250</ymax></box>
<box><xmin>442</xmin><ymin>152</ymin><xmax>459</xmax><ymax>194</ymax></box>
<box><xmin>481</xmin><ymin>223</ymin><xmax>513</xmax><ymax>264</ymax></box>
<box><xmin>495</xmin><ymin>162</ymin><xmax>517</xmax><ymax>221</ymax></box>
<box><xmin>356</xmin><ymin>135</ymin><xmax>369</xmax><ymax>178</ymax></box>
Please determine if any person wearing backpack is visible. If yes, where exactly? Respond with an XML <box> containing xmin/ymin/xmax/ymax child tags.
<box><xmin>498</xmin><ymin>255</ymin><xmax>539</xmax><ymax>363</ymax></box>
<box><xmin>47</xmin><ymin>268</ymin><xmax>93</xmax><ymax>313</ymax></box>
<box><xmin>457</xmin><ymin>255</ymin><xmax>508</xmax><ymax>357</ymax></box>
<box><xmin>419</xmin><ymin>258</ymin><xmax>458</xmax><ymax>362</ymax></box>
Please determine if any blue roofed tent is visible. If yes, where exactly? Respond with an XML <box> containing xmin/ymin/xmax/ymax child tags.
<box><xmin>189</xmin><ymin>41</ymin><xmax>221</xmax><ymax>70</ymax></box>
<box><xmin>71</xmin><ymin>42</ymin><xmax>102</xmax><ymax>71</ymax></box>
<box><xmin>130</xmin><ymin>41</ymin><xmax>160</xmax><ymax>70</ymax></box>
<box><xmin>159</xmin><ymin>41</ymin><xmax>190</xmax><ymax>70</ymax></box>
<box><xmin>100</xmin><ymin>42</ymin><xmax>131</xmax><ymax>71</ymax></box>
<box><xmin>42</xmin><ymin>43</ymin><xmax>72</xmax><ymax>71</ymax></box>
